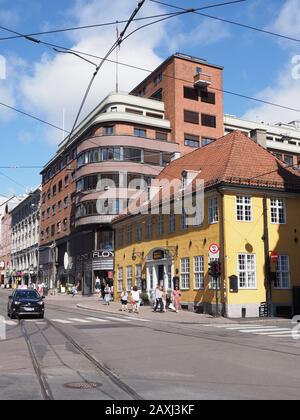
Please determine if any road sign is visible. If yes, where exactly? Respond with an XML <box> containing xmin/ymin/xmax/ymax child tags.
<box><xmin>270</xmin><ymin>251</ymin><xmax>279</xmax><ymax>263</ymax></box>
<box><xmin>209</xmin><ymin>243</ymin><xmax>220</xmax><ymax>259</ymax></box>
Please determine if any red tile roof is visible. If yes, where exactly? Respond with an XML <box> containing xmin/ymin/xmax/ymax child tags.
<box><xmin>158</xmin><ymin>130</ymin><xmax>300</xmax><ymax>190</ymax></box>
<box><xmin>113</xmin><ymin>131</ymin><xmax>300</xmax><ymax>223</ymax></box>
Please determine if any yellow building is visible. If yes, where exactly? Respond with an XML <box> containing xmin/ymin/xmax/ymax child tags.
<box><xmin>113</xmin><ymin>131</ymin><xmax>300</xmax><ymax>318</ymax></box>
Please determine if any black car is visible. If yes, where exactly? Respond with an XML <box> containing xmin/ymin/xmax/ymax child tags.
<box><xmin>7</xmin><ymin>289</ymin><xmax>45</xmax><ymax>319</ymax></box>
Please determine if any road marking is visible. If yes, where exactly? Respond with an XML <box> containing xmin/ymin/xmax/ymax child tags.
<box><xmin>269</xmin><ymin>334</ymin><xmax>294</xmax><ymax>338</ymax></box>
<box><xmin>240</xmin><ymin>328</ymin><xmax>289</xmax><ymax>333</ymax></box>
<box><xmin>106</xmin><ymin>316</ymin><xmax>131</xmax><ymax>322</ymax></box>
<box><xmin>68</xmin><ymin>318</ymin><xmax>91</xmax><ymax>323</ymax></box>
<box><xmin>51</xmin><ymin>319</ymin><xmax>73</xmax><ymax>324</ymax></box>
<box><xmin>227</xmin><ymin>326</ymin><xmax>266</xmax><ymax>330</ymax></box>
<box><xmin>3</xmin><ymin>320</ymin><xmax>17</xmax><ymax>326</ymax></box>
<box><xmin>85</xmin><ymin>317</ymin><xmax>109</xmax><ymax>323</ymax></box>
<box><xmin>125</xmin><ymin>316</ymin><xmax>150</xmax><ymax>322</ymax></box>
<box><xmin>254</xmin><ymin>329</ymin><xmax>292</xmax><ymax>335</ymax></box>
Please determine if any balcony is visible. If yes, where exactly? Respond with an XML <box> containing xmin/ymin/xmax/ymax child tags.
<box><xmin>194</xmin><ymin>72</ymin><xmax>212</xmax><ymax>88</ymax></box>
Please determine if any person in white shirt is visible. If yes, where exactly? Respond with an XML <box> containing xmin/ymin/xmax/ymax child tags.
<box><xmin>131</xmin><ymin>286</ymin><xmax>140</xmax><ymax>314</ymax></box>
<box><xmin>121</xmin><ymin>288</ymin><xmax>128</xmax><ymax>312</ymax></box>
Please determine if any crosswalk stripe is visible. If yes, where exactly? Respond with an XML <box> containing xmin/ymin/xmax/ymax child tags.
<box><xmin>227</xmin><ymin>326</ymin><xmax>266</xmax><ymax>330</ymax></box>
<box><xmin>240</xmin><ymin>328</ymin><xmax>289</xmax><ymax>333</ymax></box>
<box><xmin>254</xmin><ymin>329</ymin><xmax>292</xmax><ymax>335</ymax></box>
<box><xmin>51</xmin><ymin>319</ymin><xmax>73</xmax><ymax>324</ymax></box>
<box><xmin>3</xmin><ymin>320</ymin><xmax>17</xmax><ymax>326</ymax></box>
<box><xmin>125</xmin><ymin>316</ymin><xmax>150</xmax><ymax>322</ymax></box>
<box><xmin>86</xmin><ymin>317</ymin><xmax>109</xmax><ymax>323</ymax></box>
<box><xmin>68</xmin><ymin>318</ymin><xmax>91</xmax><ymax>323</ymax></box>
<box><xmin>269</xmin><ymin>334</ymin><xmax>295</xmax><ymax>338</ymax></box>
<box><xmin>106</xmin><ymin>316</ymin><xmax>131</xmax><ymax>322</ymax></box>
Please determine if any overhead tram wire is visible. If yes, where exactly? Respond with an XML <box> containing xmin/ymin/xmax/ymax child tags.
<box><xmin>0</xmin><ymin>0</ymin><xmax>247</xmax><ymax>42</ymax></box>
<box><xmin>150</xmin><ymin>0</ymin><xmax>300</xmax><ymax>45</ymax></box>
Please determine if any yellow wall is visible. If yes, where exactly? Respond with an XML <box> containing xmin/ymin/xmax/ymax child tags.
<box><xmin>114</xmin><ymin>189</ymin><xmax>300</xmax><ymax>314</ymax></box>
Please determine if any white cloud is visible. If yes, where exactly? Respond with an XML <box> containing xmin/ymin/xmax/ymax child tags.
<box><xmin>243</xmin><ymin>0</ymin><xmax>300</xmax><ymax>124</ymax></box>
<box><xmin>17</xmin><ymin>0</ymin><xmax>168</xmax><ymax>145</ymax></box>
<box><xmin>167</xmin><ymin>19</ymin><xmax>230</xmax><ymax>52</ymax></box>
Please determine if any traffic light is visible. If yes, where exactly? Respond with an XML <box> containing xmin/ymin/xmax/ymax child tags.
<box><xmin>208</xmin><ymin>260</ymin><xmax>221</xmax><ymax>278</ymax></box>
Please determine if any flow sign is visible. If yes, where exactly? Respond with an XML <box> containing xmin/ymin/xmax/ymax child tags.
<box><xmin>209</xmin><ymin>243</ymin><xmax>220</xmax><ymax>259</ymax></box>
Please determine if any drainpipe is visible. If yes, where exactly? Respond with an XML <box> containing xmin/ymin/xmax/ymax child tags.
<box><xmin>263</xmin><ymin>195</ymin><xmax>272</xmax><ymax>317</ymax></box>
<box><xmin>217</xmin><ymin>188</ymin><xmax>226</xmax><ymax>317</ymax></box>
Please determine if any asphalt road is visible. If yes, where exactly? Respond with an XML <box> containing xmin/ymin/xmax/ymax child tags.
<box><xmin>1</xmin><ymin>289</ymin><xmax>300</xmax><ymax>400</ymax></box>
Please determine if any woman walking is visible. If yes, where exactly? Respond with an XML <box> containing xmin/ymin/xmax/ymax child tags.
<box><xmin>172</xmin><ymin>286</ymin><xmax>181</xmax><ymax>313</ymax></box>
<box><xmin>104</xmin><ymin>283</ymin><xmax>111</xmax><ymax>305</ymax></box>
<box><xmin>120</xmin><ymin>288</ymin><xmax>128</xmax><ymax>312</ymax></box>
<box><xmin>131</xmin><ymin>286</ymin><xmax>141</xmax><ymax>314</ymax></box>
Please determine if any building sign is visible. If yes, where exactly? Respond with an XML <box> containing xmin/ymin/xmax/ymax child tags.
<box><xmin>93</xmin><ymin>250</ymin><xmax>115</xmax><ymax>259</ymax></box>
<box><xmin>153</xmin><ymin>250</ymin><xmax>165</xmax><ymax>260</ymax></box>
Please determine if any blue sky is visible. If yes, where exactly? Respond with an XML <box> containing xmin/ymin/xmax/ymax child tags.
<box><xmin>0</xmin><ymin>0</ymin><xmax>300</xmax><ymax>197</ymax></box>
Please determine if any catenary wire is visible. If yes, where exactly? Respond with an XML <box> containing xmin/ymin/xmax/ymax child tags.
<box><xmin>150</xmin><ymin>0</ymin><xmax>300</xmax><ymax>45</ymax></box>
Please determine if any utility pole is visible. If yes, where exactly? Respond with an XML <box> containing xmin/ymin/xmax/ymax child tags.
<box><xmin>263</xmin><ymin>196</ymin><xmax>272</xmax><ymax>317</ymax></box>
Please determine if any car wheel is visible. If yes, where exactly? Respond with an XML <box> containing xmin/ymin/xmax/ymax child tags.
<box><xmin>10</xmin><ymin>313</ymin><xmax>16</xmax><ymax>320</ymax></box>
<box><xmin>38</xmin><ymin>314</ymin><xmax>44</xmax><ymax>319</ymax></box>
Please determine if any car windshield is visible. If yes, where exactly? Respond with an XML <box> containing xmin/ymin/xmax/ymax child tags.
<box><xmin>15</xmin><ymin>290</ymin><xmax>40</xmax><ymax>300</ymax></box>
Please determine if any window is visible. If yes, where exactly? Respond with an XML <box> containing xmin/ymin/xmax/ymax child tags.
<box><xmin>284</xmin><ymin>154</ymin><xmax>293</xmax><ymax>166</ymax></box>
<box><xmin>135</xmin><ymin>265</ymin><xmax>142</xmax><ymax>289</ymax></box>
<box><xmin>184</xmin><ymin>134</ymin><xmax>200</xmax><ymax>148</ymax></box>
<box><xmin>202</xmin><ymin>137</ymin><xmax>214</xmax><ymax>146</ymax></box>
<box><xmin>127</xmin><ymin>225</ymin><xmax>132</xmax><ymax>245</ymax></box>
<box><xmin>102</xmin><ymin>147</ymin><xmax>120</xmax><ymax>161</ymax></box>
<box><xmin>270</xmin><ymin>199</ymin><xmax>286</xmax><ymax>224</ymax></box>
<box><xmin>63</xmin><ymin>218</ymin><xmax>68</xmax><ymax>230</ymax></box>
<box><xmin>118</xmin><ymin>228</ymin><xmax>123</xmax><ymax>247</ymax></box>
<box><xmin>275</xmin><ymin>256</ymin><xmax>290</xmax><ymax>289</ymax></box>
<box><xmin>169</xmin><ymin>213</ymin><xmax>176</xmax><ymax>233</ymax></box>
<box><xmin>146</xmin><ymin>112</ymin><xmax>163</xmax><ymax>119</ymax></box>
<box><xmin>237</xmin><ymin>196</ymin><xmax>252</xmax><ymax>222</ymax></box>
<box><xmin>52</xmin><ymin>204</ymin><xmax>56</xmax><ymax>216</ymax></box>
<box><xmin>158</xmin><ymin>215</ymin><xmax>164</xmax><ymax>236</ymax></box>
<box><xmin>156</xmin><ymin>131</ymin><xmax>168</xmax><ymax>141</ymax></box>
<box><xmin>183</xmin><ymin>86</ymin><xmax>198</xmax><ymax>101</ymax></box>
<box><xmin>58</xmin><ymin>180</ymin><xmax>63</xmax><ymax>192</ymax></box>
<box><xmin>42</xmin><ymin>211</ymin><xmax>45</xmax><ymax>221</ymax></box>
<box><xmin>208</xmin><ymin>197</ymin><xmax>219</xmax><ymax>224</ymax></box>
<box><xmin>126</xmin><ymin>266</ymin><xmax>133</xmax><ymax>291</ymax></box>
<box><xmin>111</xmin><ymin>106</ymin><xmax>117</xmax><ymax>112</ymax></box>
<box><xmin>124</xmin><ymin>148</ymin><xmax>142</xmax><ymax>162</ymax></box>
<box><xmin>126</xmin><ymin>108</ymin><xmax>143</xmax><ymax>115</ymax></box>
<box><xmin>52</xmin><ymin>185</ymin><xmax>57</xmax><ymax>197</ymax></box>
<box><xmin>134</xmin><ymin>128</ymin><xmax>147</xmax><ymax>138</ymax></box>
<box><xmin>194</xmin><ymin>256</ymin><xmax>204</xmax><ymax>289</ymax></box>
<box><xmin>146</xmin><ymin>218</ymin><xmax>153</xmax><ymax>240</ymax></box>
<box><xmin>200</xmin><ymin>90</ymin><xmax>216</xmax><ymax>104</ymax></box>
<box><xmin>46</xmin><ymin>227</ymin><xmax>50</xmax><ymax>238</ymax></box>
<box><xmin>58</xmin><ymin>201</ymin><xmax>62</xmax><ymax>212</ymax></box>
<box><xmin>51</xmin><ymin>224</ymin><xmax>55</xmax><ymax>237</ymax></box>
<box><xmin>150</xmin><ymin>89</ymin><xmax>163</xmax><ymax>101</ymax></box>
<box><xmin>184</xmin><ymin>110</ymin><xmax>199</xmax><ymax>125</ymax></box>
<box><xmin>64</xmin><ymin>175</ymin><xmax>69</xmax><ymax>187</ymax></box>
<box><xmin>57</xmin><ymin>222</ymin><xmax>61</xmax><ymax>233</ymax></box>
<box><xmin>181</xmin><ymin>258</ymin><xmax>190</xmax><ymax>290</ymax></box>
<box><xmin>201</xmin><ymin>114</ymin><xmax>216</xmax><ymax>128</ymax></box>
<box><xmin>238</xmin><ymin>254</ymin><xmax>256</xmax><ymax>289</ymax></box>
<box><xmin>47</xmin><ymin>189</ymin><xmax>51</xmax><ymax>200</ymax></box>
<box><xmin>64</xmin><ymin>196</ymin><xmax>69</xmax><ymax>208</ymax></box>
<box><xmin>118</xmin><ymin>268</ymin><xmax>123</xmax><ymax>292</ymax></box>
<box><xmin>104</xmin><ymin>126</ymin><xmax>114</xmax><ymax>135</ymax></box>
<box><xmin>181</xmin><ymin>211</ymin><xmax>188</xmax><ymax>230</ymax></box>
<box><xmin>47</xmin><ymin>208</ymin><xmax>50</xmax><ymax>218</ymax></box>
<box><xmin>136</xmin><ymin>224</ymin><xmax>142</xmax><ymax>242</ymax></box>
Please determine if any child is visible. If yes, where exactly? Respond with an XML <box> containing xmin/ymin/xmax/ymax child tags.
<box><xmin>121</xmin><ymin>288</ymin><xmax>128</xmax><ymax>312</ymax></box>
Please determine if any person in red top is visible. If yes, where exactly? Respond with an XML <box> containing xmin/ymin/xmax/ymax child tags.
<box><xmin>172</xmin><ymin>287</ymin><xmax>181</xmax><ymax>313</ymax></box>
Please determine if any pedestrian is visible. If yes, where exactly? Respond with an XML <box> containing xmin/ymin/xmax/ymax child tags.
<box><xmin>120</xmin><ymin>288</ymin><xmax>128</xmax><ymax>312</ymax></box>
<box><xmin>131</xmin><ymin>286</ymin><xmax>141</xmax><ymax>314</ymax></box>
<box><xmin>104</xmin><ymin>283</ymin><xmax>111</xmax><ymax>305</ymax></box>
<box><xmin>172</xmin><ymin>286</ymin><xmax>181</xmax><ymax>313</ymax></box>
<box><xmin>153</xmin><ymin>284</ymin><xmax>161</xmax><ymax>312</ymax></box>
<box><xmin>162</xmin><ymin>287</ymin><xmax>167</xmax><ymax>313</ymax></box>
<box><xmin>72</xmin><ymin>284</ymin><xmax>78</xmax><ymax>297</ymax></box>
<box><xmin>95</xmin><ymin>276</ymin><xmax>101</xmax><ymax>297</ymax></box>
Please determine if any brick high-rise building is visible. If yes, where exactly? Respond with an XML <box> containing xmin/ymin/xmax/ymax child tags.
<box><xmin>131</xmin><ymin>52</ymin><xmax>224</xmax><ymax>155</ymax></box>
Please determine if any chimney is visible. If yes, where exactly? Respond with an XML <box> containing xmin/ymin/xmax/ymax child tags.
<box><xmin>250</xmin><ymin>129</ymin><xmax>267</xmax><ymax>149</ymax></box>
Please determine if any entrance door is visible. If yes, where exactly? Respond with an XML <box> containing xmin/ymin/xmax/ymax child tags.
<box><xmin>157</xmin><ymin>265</ymin><xmax>165</xmax><ymax>286</ymax></box>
